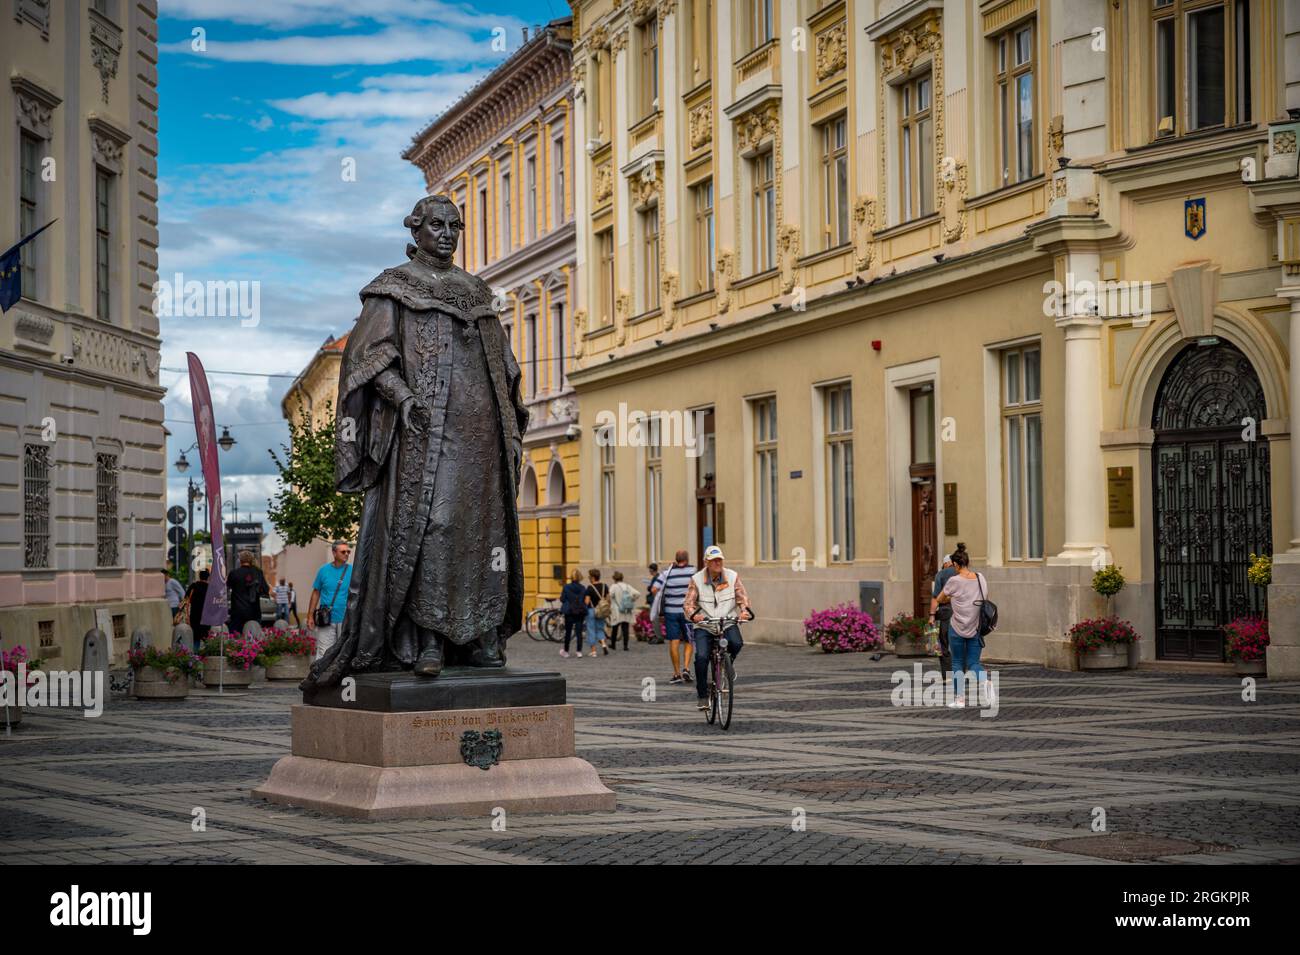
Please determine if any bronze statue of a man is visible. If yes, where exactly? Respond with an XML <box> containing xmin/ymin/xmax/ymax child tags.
<box><xmin>302</xmin><ymin>195</ymin><xmax>528</xmax><ymax>689</ymax></box>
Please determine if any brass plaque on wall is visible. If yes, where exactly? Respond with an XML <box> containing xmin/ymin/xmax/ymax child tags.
<box><xmin>943</xmin><ymin>483</ymin><xmax>958</xmax><ymax>536</ymax></box>
<box><xmin>1107</xmin><ymin>467</ymin><xmax>1134</xmax><ymax>528</ymax></box>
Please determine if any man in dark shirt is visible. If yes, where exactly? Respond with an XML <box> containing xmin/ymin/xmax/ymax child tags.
<box><xmin>226</xmin><ymin>550</ymin><xmax>268</xmax><ymax>635</ymax></box>
<box><xmin>186</xmin><ymin>569</ymin><xmax>211</xmax><ymax>652</ymax></box>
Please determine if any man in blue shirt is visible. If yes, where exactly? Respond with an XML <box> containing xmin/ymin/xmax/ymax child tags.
<box><xmin>308</xmin><ymin>541</ymin><xmax>353</xmax><ymax>660</ymax></box>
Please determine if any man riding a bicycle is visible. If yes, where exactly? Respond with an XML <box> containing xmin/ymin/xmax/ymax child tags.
<box><xmin>684</xmin><ymin>545</ymin><xmax>752</xmax><ymax>711</ymax></box>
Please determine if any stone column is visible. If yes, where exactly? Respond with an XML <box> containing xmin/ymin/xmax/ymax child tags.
<box><xmin>1268</xmin><ymin>289</ymin><xmax>1300</xmax><ymax>678</ymax></box>
<box><xmin>1057</xmin><ymin>320</ymin><xmax>1108</xmax><ymax>561</ymax></box>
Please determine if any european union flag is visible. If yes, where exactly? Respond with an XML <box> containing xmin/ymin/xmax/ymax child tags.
<box><xmin>0</xmin><ymin>219</ymin><xmax>57</xmax><ymax>313</ymax></box>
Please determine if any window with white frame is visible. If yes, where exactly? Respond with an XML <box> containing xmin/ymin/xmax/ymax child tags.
<box><xmin>1002</xmin><ymin>344</ymin><xmax>1043</xmax><ymax>560</ymax></box>
<box><xmin>500</xmin><ymin>169</ymin><xmax>512</xmax><ymax>255</ymax></box>
<box><xmin>645</xmin><ymin>416</ymin><xmax>663</xmax><ymax>564</ymax></box>
<box><xmin>526</xmin><ymin>155</ymin><xmax>537</xmax><ymax>241</ymax></box>
<box><xmin>750</xmin><ymin>150</ymin><xmax>775</xmax><ymax>274</ymax></box>
<box><xmin>552</xmin><ymin>136</ymin><xmax>565</xmax><ymax>225</ymax></box>
<box><xmin>524</xmin><ymin>313</ymin><xmax>537</xmax><ymax>398</ymax></box>
<box><xmin>899</xmin><ymin>71</ymin><xmax>934</xmax><ymax>221</ymax></box>
<box><xmin>456</xmin><ymin>198</ymin><xmax>467</xmax><ymax>267</ymax></box>
<box><xmin>601</xmin><ymin>430</ymin><xmax>617</xmax><ymax>562</ymax></box>
<box><xmin>95</xmin><ymin>166</ymin><xmax>113</xmax><ymax>321</ymax></box>
<box><xmin>692</xmin><ymin>179</ymin><xmax>715</xmax><ymax>293</ymax></box>
<box><xmin>820</xmin><ymin>115</ymin><xmax>849</xmax><ymax>249</ymax></box>
<box><xmin>993</xmin><ymin>19</ymin><xmax>1035</xmax><ymax>187</ymax></box>
<box><xmin>598</xmin><ymin>227</ymin><xmax>615</xmax><ymax>324</ymax></box>
<box><xmin>552</xmin><ymin>301</ymin><xmax>567</xmax><ymax>392</ymax></box>
<box><xmin>640</xmin><ymin>17</ymin><xmax>660</xmax><ymax>118</ymax></box>
<box><xmin>747</xmin><ymin>0</ymin><xmax>774</xmax><ymax>52</ymax></box>
<box><xmin>1153</xmin><ymin>0</ymin><xmax>1251</xmax><ymax>136</ymax></box>
<box><xmin>640</xmin><ymin>203</ymin><xmax>660</xmax><ymax>311</ymax></box>
<box><xmin>478</xmin><ymin>185</ymin><xmax>489</xmax><ymax>265</ymax></box>
<box><xmin>824</xmin><ymin>383</ymin><xmax>854</xmax><ymax>562</ymax></box>
<box><xmin>20</xmin><ymin>132</ymin><xmax>42</xmax><ymax>297</ymax></box>
<box><xmin>753</xmin><ymin>397</ymin><xmax>778</xmax><ymax>562</ymax></box>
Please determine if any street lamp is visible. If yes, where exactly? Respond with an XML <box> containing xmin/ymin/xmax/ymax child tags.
<box><xmin>218</xmin><ymin>426</ymin><xmax>236</xmax><ymax>452</ymax></box>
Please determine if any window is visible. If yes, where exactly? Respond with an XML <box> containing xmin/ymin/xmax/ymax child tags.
<box><xmin>526</xmin><ymin>156</ymin><xmax>537</xmax><ymax>241</ymax></box>
<box><xmin>552</xmin><ymin>137</ymin><xmax>565</xmax><ymax>225</ymax></box>
<box><xmin>641</xmin><ymin>204</ymin><xmax>660</xmax><ymax>310</ymax></box>
<box><xmin>478</xmin><ymin>186</ymin><xmax>488</xmax><ymax>266</ymax></box>
<box><xmin>553</xmin><ymin>302</ymin><xmax>567</xmax><ymax>391</ymax></box>
<box><xmin>20</xmin><ymin>133</ymin><xmax>41</xmax><ymax>296</ymax></box>
<box><xmin>688</xmin><ymin>0</ymin><xmax>713</xmax><ymax>87</ymax></box>
<box><xmin>747</xmin><ymin>0</ymin><xmax>774</xmax><ymax>52</ymax></box>
<box><xmin>24</xmin><ymin>444</ymin><xmax>50</xmax><ymax>569</ymax></box>
<box><xmin>820</xmin><ymin>116</ymin><xmax>849</xmax><ymax>249</ymax></box>
<box><xmin>95</xmin><ymin>167</ymin><xmax>112</xmax><ymax>321</ymax></box>
<box><xmin>900</xmin><ymin>72</ymin><xmax>934</xmax><ymax>220</ymax></box>
<box><xmin>457</xmin><ymin>199</ymin><xmax>467</xmax><ymax>268</ymax></box>
<box><xmin>524</xmin><ymin>313</ymin><xmax>537</xmax><ymax>398</ymax></box>
<box><xmin>646</xmin><ymin>416</ymin><xmax>663</xmax><ymax>563</ymax></box>
<box><xmin>1002</xmin><ymin>344</ymin><xmax>1043</xmax><ymax>560</ymax></box>
<box><xmin>911</xmin><ymin>388</ymin><xmax>935</xmax><ymax>465</ymax></box>
<box><xmin>693</xmin><ymin>180</ymin><xmax>715</xmax><ymax>292</ymax></box>
<box><xmin>600</xmin><ymin>430</ymin><xmax>616</xmax><ymax>562</ymax></box>
<box><xmin>751</xmin><ymin>151</ymin><xmax>776</xmax><ymax>274</ymax></box>
<box><xmin>96</xmin><ymin>453</ymin><xmax>119</xmax><ymax>567</ymax></box>
<box><xmin>597</xmin><ymin>53</ymin><xmax>612</xmax><ymax>140</ymax></box>
<box><xmin>598</xmin><ymin>228</ymin><xmax>615</xmax><ymax>324</ymax></box>
<box><xmin>754</xmin><ymin>397</ymin><xmax>778</xmax><ymax>561</ymax></box>
<box><xmin>640</xmin><ymin>17</ymin><xmax>660</xmax><ymax>118</ymax></box>
<box><xmin>824</xmin><ymin>384</ymin><xmax>854</xmax><ymax>562</ymax></box>
<box><xmin>1152</xmin><ymin>0</ymin><xmax>1250</xmax><ymax>136</ymax></box>
<box><xmin>993</xmin><ymin>21</ymin><xmax>1035</xmax><ymax>187</ymax></box>
<box><xmin>500</xmin><ymin>170</ymin><xmax>512</xmax><ymax>255</ymax></box>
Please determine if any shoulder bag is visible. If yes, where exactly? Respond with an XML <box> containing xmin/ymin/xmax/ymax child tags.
<box><xmin>314</xmin><ymin>569</ymin><xmax>346</xmax><ymax>628</ymax></box>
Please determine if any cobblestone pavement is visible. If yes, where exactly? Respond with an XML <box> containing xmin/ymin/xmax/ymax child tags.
<box><xmin>3</xmin><ymin>636</ymin><xmax>1298</xmax><ymax>865</ymax></box>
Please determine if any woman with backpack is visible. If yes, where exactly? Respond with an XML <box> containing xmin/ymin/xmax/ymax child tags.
<box><xmin>607</xmin><ymin>571</ymin><xmax>641</xmax><ymax>651</ymax></box>
<box><xmin>559</xmin><ymin>569</ymin><xmax>587</xmax><ymax>658</ymax></box>
<box><xmin>585</xmin><ymin>568</ymin><xmax>612</xmax><ymax>657</ymax></box>
<box><xmin>937</xmin><ymin>549</ymin><xmax>994</xmax><ymax>708</ymax></box>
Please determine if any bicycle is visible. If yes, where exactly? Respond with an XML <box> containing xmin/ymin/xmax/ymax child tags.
<box><xmin>693</xmin><ymin>613</ymin><xmax>747</xmax><ymax>730</ymax></box>
<box><xmin>525</xmin><ymin>598</ymin><xmax>563</xmax><ymax>642</ymax></box>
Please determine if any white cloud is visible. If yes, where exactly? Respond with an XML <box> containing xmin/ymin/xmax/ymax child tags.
<box><xmin>164</xmin><ymin>26</ymin><xmax>506</xmax><ymax>66</ymax></box>
<box><xmin>161</xmin><ymin>0</ymin><xmax>519</xmax><ymax>31</ymax></box>
<box><xmin>269</xmin><ymin>70</ymin><xmax>487</xmax><ymax>120</ymax></box>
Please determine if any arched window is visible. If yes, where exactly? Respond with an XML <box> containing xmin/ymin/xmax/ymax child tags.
<box><xmin>547</xmin><ymin>459</ymin><xmax>566</xmax><ymax>506</ymax></box>
<box><xmin>520</xmin><ymin>466</ymin><xmax>538</xmax><ymax>509</ymax></box>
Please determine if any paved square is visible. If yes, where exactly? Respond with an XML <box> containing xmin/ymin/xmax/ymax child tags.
<box><xmin>3</xmin><ymin>638</ymin><xmax>1298</xmax><ymax>864</ymax></box>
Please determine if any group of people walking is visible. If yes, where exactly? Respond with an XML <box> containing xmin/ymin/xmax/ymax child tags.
<box><xmin>558</xmin><ymin>568</ymin><xmax>640</xmax><ymax>656</ymax></box>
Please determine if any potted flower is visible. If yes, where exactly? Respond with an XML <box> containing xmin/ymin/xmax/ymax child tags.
<box><xmin>803</xmin><ymin>604</ymin><xmax>882</xmax><ymax>654</ymax></box>
<box><xmin>885</xmin><ymin>613</ymin><xmax>931</xmax><ymax>657</ymax></box>
<box><xmin>634</xmin><ymin>608</ymin><xmax>653</xmax><ymax>642</ymax></box>
<box><xmin>257</xmin><ymin>629</ymin><xmax>317</xmax><ymax>681</ymax></box>
<box><xmin>1068</xmin><ymin>617</ymin><xmax>1139</xmax><ymax>670</ymax></box>
<box><xmin>1247</xmin><ymin>553</ymin><xmax>1272</xmax><ymax>588</ymax></box>
<box><xmin>1224</xmin><ymin>617</ymin><xmax>1269</xmax><ymax>676</ymax></box>
<box><xmin>199</xmin><ymin>633</ymin><xmax>261</xmax><ymax>687</ymax></box>
<box><xmin>129</xmin><ymin>644</ymin><xmax>201</xmax><ymax>699</ymax></box>
<box><xmin>1092</xmin><ymin>564</ymin><xmax>1125</xmax><ymax>615</ymax></box>
<box><xmin>1</xmin><ymin>645</ymin><xmax>43</xmax><ymax>726</ymax></box>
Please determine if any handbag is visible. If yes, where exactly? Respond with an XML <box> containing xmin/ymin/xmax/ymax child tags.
<box><xmin>975</xmin><ymin>573</ymin><xmax>998</xmax><ymax>640</ymax></box>
<box><xmin>173</xmin><ymin>593</ymin><xmax>191</xmax><ymax>626</ymax></box>
<box><xmin>314</xmin><ymin>569</ymin><xmax>346</xmax><ymax>628</ymax></box>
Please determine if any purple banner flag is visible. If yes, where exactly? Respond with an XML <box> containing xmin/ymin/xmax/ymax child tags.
<box><xmin>187</xmin><ymin>353</ymin><xmax>229</xmax><ymax>627</ymax></box>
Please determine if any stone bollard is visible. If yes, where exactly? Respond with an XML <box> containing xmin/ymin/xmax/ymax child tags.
<box><xmin>172</xmin><ymin>623</ymin><xmax>193</xmax><ymax>648</ymax></box>
<box><xmin>242</xmin><ymin>620</ymin><xmax>263</xmax><ymax>641</ymax></box>
<box><xmin>130</xmin><ymin>627</ymin><xmax>153</xmax><ymax>651</ymax></box>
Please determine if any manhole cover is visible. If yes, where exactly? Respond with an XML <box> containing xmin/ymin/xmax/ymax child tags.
<box><xmin>781</xmin><ymin>779</ymin><xmax>914</xmax><ymax>794</ymax></box>
<box><xmin>1032</xmin><ymin>833</ymin><xmax>1207</xmax><ymax>861</ymax></box>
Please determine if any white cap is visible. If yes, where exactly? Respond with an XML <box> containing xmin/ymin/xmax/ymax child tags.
<box><xmin>703</xmin><ymin>545</ymin><xmax>725</xmax><ymax>561</ymax></box>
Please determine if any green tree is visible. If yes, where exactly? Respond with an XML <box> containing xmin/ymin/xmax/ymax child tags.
<box><xmin>267</xmin><ymin>408</ymin><xmax>362</xmax><ymax>548</ymax></box>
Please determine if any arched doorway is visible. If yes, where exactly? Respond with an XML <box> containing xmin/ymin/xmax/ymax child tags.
<box><xmin>1152</xmin><ymin>341</ymin><xmax>1271</xmax><ymax>661</ymax></box>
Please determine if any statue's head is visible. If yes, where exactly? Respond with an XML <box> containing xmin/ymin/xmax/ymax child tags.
<box><xmin>405</xmin><ymin>194</ymin><xmax>462</xmax><ymax>266</ymax></box>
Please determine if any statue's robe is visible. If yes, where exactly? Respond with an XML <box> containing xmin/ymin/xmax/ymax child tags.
<box><xmin>303</xmin><ymin>249</ymin><xmax>528</xmax><ymax>690</ymax></box>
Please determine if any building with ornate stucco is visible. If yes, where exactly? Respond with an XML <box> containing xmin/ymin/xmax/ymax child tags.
<box><xmin>565</xmin><ymin>0</ymin><xmax>1300</xmax><ymax>676</ymax></box>
<box><xmin>404</xmin><ymin>19</ymin><xmax>581</xmax><ymax>611</ymax></box>
<box><xmin>0</xmin><ymin>0</ymin><xmax>168</xmax><ymax>667</ymax></box>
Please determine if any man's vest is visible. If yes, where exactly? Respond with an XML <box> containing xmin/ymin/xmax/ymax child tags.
<box><xmin>691</xmin><ymin>567</ymin><xmax>739</xmax><ymax>620</ymax></box>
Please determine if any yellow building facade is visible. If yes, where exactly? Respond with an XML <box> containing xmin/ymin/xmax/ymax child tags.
<box><xmin>567</xmin><ymin>0</ymin><xmax>1300</xmax><ymax>675</ymax></box>
<box><xmin>405</xmin><ymin>19</ymin><xmax>581</xmax><ymax>611</ymax></box>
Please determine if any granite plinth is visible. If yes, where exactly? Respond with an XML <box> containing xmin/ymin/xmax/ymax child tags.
<box><xmin>302</xmin><ymin>666</ymin><xmax>565</xmax><ymax>711</ymax></box>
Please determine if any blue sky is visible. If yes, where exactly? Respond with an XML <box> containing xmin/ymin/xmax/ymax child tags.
<box><xmin>158</xmin><ymin>0</ymin><xmax>563</xmax><ymax>538</ymax></box>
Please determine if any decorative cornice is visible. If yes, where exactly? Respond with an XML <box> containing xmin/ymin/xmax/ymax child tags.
<box><xmin>11</xmin><ymin>75</ymin><xmax>61</xmax><ymax>139</ymax></box>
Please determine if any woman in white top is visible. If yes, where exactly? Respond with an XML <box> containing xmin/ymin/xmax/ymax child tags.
<box><xmin>606</xmin><ymin>571</ymin><xmax>641</xmax><ymax>651</ymax></box>
<box><xmin>938</xmin><ymin>549</ymin><xmax>991</xmax><ymax>708</ymax></box>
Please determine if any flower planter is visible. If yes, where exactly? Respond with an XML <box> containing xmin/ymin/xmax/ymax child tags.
<box><xmin>1078</xmin><ymin>644</ymin><xmax>1131</xmax><ymax>670</ymax></box>
<box><xmin>202</xmin><ymin>656</ymin><xmax>253</xmax><ymax>687</ymax></box>
<box><xmin>265</xmin><ymin>654</ymin><xmax>311</xmax><ymax>681</ymax></box>
<box><xmin>132</xmin><ymin>665</ymin><xmax>190</xmax><ymax>700</ymax></box>
<box><xmin>251</xmin><ymin>665</ymin><xmax>267</xmax><ymax>684</ymax></box>
<box><xmin>892</xmin><ymin>634</ymin><xmax>931</xmax><ymax>658</ymax></box>
<box><xmin>1233</xmin><ymin>659</ymin><xmax>1266</xmax><ymax>676</ymax></box>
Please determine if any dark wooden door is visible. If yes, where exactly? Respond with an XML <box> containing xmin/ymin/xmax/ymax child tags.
<box><xmin>910</xmin><ymin>465</ymin><xmax>938</xmax><ymax>619</ymax></box>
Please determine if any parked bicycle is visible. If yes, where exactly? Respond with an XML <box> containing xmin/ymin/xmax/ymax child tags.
<box><xmin>525</xmin><ymin>598</ymin><xmax>563</xmax><ymax>642</ymax></box>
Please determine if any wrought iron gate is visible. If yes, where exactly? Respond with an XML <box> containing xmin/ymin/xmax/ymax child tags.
<box><xmin>1152</xmin><ymin>343</ymin><xmax>1271</xmax><ymax>661</ymax></box>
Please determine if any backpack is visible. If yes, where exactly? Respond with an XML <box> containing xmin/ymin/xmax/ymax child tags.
<box><xmin>975</xmin><ymin>574</ymin><xmax>998</xmax><ymax>638</ymax></box>
<box><xmin>617</xmin><ymin>585</ymin><xmax>636</xmax><ymax>614</ymax></box>
<box><xmin>594</xmin><ymin>583</ymin><xmax>612</xmax><ymax>620</ymax></box>
<box><xmin>562</xmin><ymin>584</ymin><xmax>585</xmax><ymax>615</ymax></box>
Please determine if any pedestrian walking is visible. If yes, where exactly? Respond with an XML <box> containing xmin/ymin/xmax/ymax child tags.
<box><xmin>644</xmin><ymin>561</ymin><xmax>664</xmax><ymax>644</ymax></box>
<box><xmin>938</xmin><ymin>548</ymin><xmax>992</xmax><ymax>707</ymax></box>
<box><xmin>585</xmin><ymin>569</ymin><xmax>611</xmax><ymax>656</ymax></box>
<box><xmin>559</xmin><ymin>569</ymin><xmax>587</xmax><ymax>658</ymax></box>
<box><xmin>308</xmin><ymin>541</ymin><xmax>353</xmax><ymax>660</ymax></box>
<box><xmin>929</xmin><ymin>542</ymin><xmax>965</xmax><ymax>674</ymax></box>
<box><xmin>654</xmin><ymin>550</ymin><xmax>696</xmax><ymax>684</ymax></box>
<box><xmin>273</xmin><ymin>578</ymin><xmax>290</xmax><ymax>622</ymax></box>
<box><xmin>225</xmin><ymin>550</ymin><xmax>269</xmax><ymax>635</ymax></box>
<box><xmin>185</xmin><ymin>569</ymin><xmax>211</xmax><ymax>653</ymax></box>
<box><xmin>163</xmin><ymin>568</ymin><xmax>184</xmax><ymax>615</ymax></box>
<box><xmin>607</xmin><ymin>571</ymin><xmax>640</xmax><ymax>651</ymax></box>
<box><xmin>287</xmin><ymin>583</ymin><xmax>301</xmax><ymax>627</ymax></box>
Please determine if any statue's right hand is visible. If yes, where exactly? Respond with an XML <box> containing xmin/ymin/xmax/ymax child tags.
<box><xmin>401</xmin><ymin>397</ymin><xmax>430</xmax><ymax>433</ymax></box>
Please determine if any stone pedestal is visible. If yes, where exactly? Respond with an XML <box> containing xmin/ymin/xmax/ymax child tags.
<box><xmin>254</xmin><ymin>668</ymin><xmax>615</xmax><ymax>820</ymax></box>
<box><xmin>1267</xmin><ymin>558</ymin><xmax>1300</xmax><ymax>679</ymax></box>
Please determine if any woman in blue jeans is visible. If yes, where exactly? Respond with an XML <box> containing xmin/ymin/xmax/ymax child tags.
<box><xmin>938</xmin><ymin>549</ymin><xmax>992</xmax><ymax>708</ymax></box>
